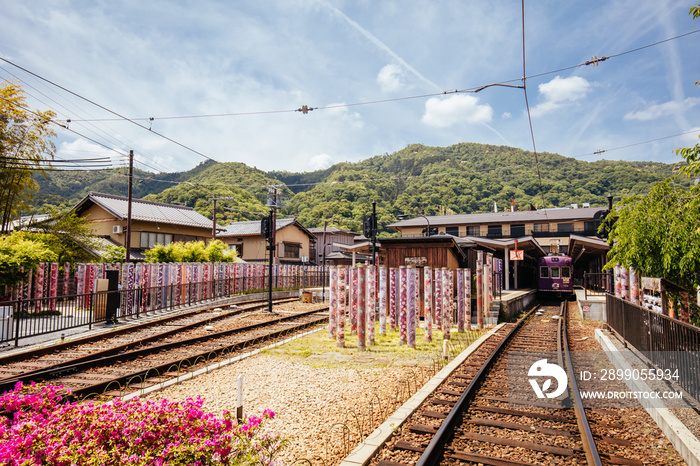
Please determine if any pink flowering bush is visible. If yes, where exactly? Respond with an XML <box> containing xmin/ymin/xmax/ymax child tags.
<box><xmin>0</xmin><ymin>383</ymin><xmax>286</xmax><ymax>465</ymax></box>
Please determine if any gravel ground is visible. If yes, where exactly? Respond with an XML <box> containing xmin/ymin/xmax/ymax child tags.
<box><xmin>149</xmin><ymin>331</ymin><xmax>439</xmax><ymax>464</ymax></box>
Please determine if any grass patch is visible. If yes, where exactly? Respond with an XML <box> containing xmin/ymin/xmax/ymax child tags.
<box><xmin>265</xmin><ymin>323</ymin><xmax>484</xmax><ymax>368</ymax></box>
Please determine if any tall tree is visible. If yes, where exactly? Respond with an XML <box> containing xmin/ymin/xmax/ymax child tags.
<box><xmin>0</xmin><ymin>81</ymin><xmax>56</xmax><ymax>233</ymax></box>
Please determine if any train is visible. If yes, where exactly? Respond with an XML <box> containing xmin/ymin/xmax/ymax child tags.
<box><xmin>538</xmin><ymin>254</ymin><xmax>574</xmax><ymax>295</ymax></box>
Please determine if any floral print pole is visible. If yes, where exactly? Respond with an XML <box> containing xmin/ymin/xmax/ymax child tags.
<box><xmin>465</xmin><ymin>269</ymin><xmax>472</xmax><ymax>331</ymax></box>
<box><xmin>457</xmin><ymin>268</ymin><xmax>464</xmax><ymax>333</ymax></box>
<box><xmin>476</xmin><ymin>251</ymin><xmax>484</xmax><ymax>329</ymax></box>
<box><xmin>398</xmin><ymin>266</ymin><xmax>407</xmax><ymax>345</ymax></box>
<box><xmin>442</xmin><ymin>268</ymin><xmax>451</xmax><ymax>340</ymax></box>
<box><xmin>378</xmin><ymin>266</ymin><xmax>387</xmax><ymax>336</ymax></box>
<box><xmin>434</xmin><ymin>267</ymin><xmax>442</xmax><ymax>332</ymax></box>
<box><xmin>614</xmin><ymin>264</ymin><xmax>622</xmax><ymax>298</ymax></box>
<box><xmin>389</xmin><ymin>268</ymin><xmax>397</xmax><ymax>331</ymax></box>
<box><xmin>424</xmin><ymin>266</ymin><xmax>432</xmax><ymax>342</ymax></box>
<box><xmin>367</xmin><ymin>265</ymin><xmax>376</xmax><ymax>345</ymax></box>
<box><xmin>337</xmin><ymin>265</ymin><xmax>346</xmax><ymax>348</ymax></box>
<box><xmin>350</xmin><ymin>267</ymin><xmax>358</xmax><ymax>335</ymax></box>
<box><xmin>407</xmin><ymin>266</ymin><xmax>416</xmax><ymax>348</ymax></box>
<box><xmin>357</xmin><ymin>265</ymin><xmax>366</xmax><ymax>351</ymax></box>
<box><xmin>629</xmin><ymin>267</ymin><xmax>640</xmax><ymax>306</ymax></box>
<box><xmin>621</xmin><ymin>266</ymin><xmax>629</xmax><ymax>301</ymax></box>
<box><xmin>329</xmin><ymin>265</ymin><xmax>337</xmax><ymax>338</ymax></box>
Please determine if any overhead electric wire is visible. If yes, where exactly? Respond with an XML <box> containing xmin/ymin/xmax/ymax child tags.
<box><xmin>0</xmin><ymin>56</ymin><xmax>219</xmax><ymax>164</ymax></box>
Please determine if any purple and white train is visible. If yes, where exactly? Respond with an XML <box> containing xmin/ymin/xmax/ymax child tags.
<box><xmin>538</xmin><ymin>255</ymin><xmax>574</xmax><ymax>294</ymax></box>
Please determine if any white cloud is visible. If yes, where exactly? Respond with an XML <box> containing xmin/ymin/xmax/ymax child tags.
<box><xmin>422</xmin><ymin>94</ymin><xmax>493</xmax><ymax>128</ymax></box>
<box><xmin>623</xmin><ymin>97</ymin><xmax>700</xmax><ymax>121</ymax></box>
<box><xmin>530</xmin><ymin>76</ymin><xmax>592</xmax><ymax>117</ymax></box>
<box><xmin>308</xmin><ymin>153</ymin><xmax>333</xmax><ymax>170</ymax></box>
<box><xmin>377</xmin><ymin>64</ymin><xmax>406</xmax><ymax>93</ymax></box>
<box><xmin>501</xmin><ymin>112</ymin><xmax>512</xmax><ymax>119</ymax></box>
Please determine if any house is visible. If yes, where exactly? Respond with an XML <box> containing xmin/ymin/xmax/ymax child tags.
<box><xmin>73</xmin><ymin>192</ymin><xmax>216</xmax><ymax>259</ymax></box>
<box><xmin>218</xmin><ymin>217</ymin><xmax>315</xmax><ymax>264</ymax></box>
<box><xmin>307</xmin><ymin>226</ymin><xmax>365</xmax><ymax>265</ymax></box>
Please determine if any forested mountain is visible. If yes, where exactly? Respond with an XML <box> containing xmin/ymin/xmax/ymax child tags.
<box><xmin>32</xmin><ymin>142</ymin><xmax>689</xmax><ymax>234</ymax></box>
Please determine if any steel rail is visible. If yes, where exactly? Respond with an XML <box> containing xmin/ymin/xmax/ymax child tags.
<box><xmin>0</xmin><ymin>307</ymin><xmax>327</xmax><ymax>393</ymax></box>
<box><xmin>416</xmin><ymin>304</ymin><xmax>541</xmax><ymax>466</ymax></box>
<box><xmin>0</xmin><ymin>298</ymin><xmax>298</xmax><ymax>384</ymax></box>
<box><xmin>0</xmin><ymin>296</ymin><xmax>298</xmax><ymax>366</ymax></box>
<box><xmin>69</xmin><ymin>313</ymin><xmax>328</xmax><ymax>399</ymax></box>
<box><xmin>561</xmin><ymin>299</ymin><xmax>603</xmax><ymax>466</ymax></box>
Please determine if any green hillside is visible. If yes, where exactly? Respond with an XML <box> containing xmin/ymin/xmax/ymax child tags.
<box><xmin>31</xmin><ymin>142</ymin><xmax>688</xmax><ymax>232</ymax></box>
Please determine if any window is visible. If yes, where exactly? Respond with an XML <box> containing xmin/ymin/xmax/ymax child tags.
<box><xmin>487</xmin><ymin>225</ymin><xmax>502</xmax><ymax>237</ymax></box>
<box><xmin>540</xmin><ymin>266</ymin><xmax>550</xmax><ymax>278</ymax></box>
<box><xmin>562</xmin><ymin>267</ymin><xmax>571</xmax><ymax>278</ymax></box>
<box><xmin>445</xmin><ymin>226</ymin><xmax>459</xmax><ymax>236</ymax></box>
<box><xmin>139</xmin><ymin>232</ymin><xmax>173</xmax><ymax>248</ymax></box>
<box><xmin>283</xmin><ymin>242</ymin><xmax>300</xmax><ymax>259</ymax></box>
<box><xmin>534</xmin><ymin>223</ymin><xmax>549</xmax><ymax>233</ymax></box>
<box><xmin>557</xmin><ymin>223</ymin><xmax>574</xmax><ymax>233</ymax></box>
<box><xmin>551</xmin><ymin>267</ymin><xmax>560</xmax><ymax>278</ymax></box>
<box><xmin>466</xmin><ymin>225</ymin><xmax>480</xmax><ymax>236</ymax></box>
<box><xmin>510</xmin><ymin>224</ymin><xmax>525</xmax><ymax>237</ymax></box>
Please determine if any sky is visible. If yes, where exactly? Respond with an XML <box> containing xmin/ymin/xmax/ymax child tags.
<box><xmin>1</xmin><ymin>0</ymin><xmax>699</xmax><ymax>175</ymax></box>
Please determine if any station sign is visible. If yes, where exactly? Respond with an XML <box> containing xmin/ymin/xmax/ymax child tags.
<box><xmin>510</xmin><ymin>250</ymin><xmax>524</xmax><ymax>261</ymax></box>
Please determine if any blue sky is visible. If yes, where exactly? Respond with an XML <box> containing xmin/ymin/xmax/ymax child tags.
<box><xmin>1</xmin><ymin>0</ymin><xmax>698</xmax><ymax>174</ymax></box>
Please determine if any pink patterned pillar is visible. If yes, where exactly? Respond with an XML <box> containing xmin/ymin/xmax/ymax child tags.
<box><xmin>337</xmin><ymin>265</ymin><xmax>346</xmax><ymax>348</ymax></box>
<box><xmin>457</xmin><ymin>269</ymin><xmax>464</xmax><ymax>333</ymax></box>
<box><xmin>630</xmin><ymin>267</ymin><xmax>640</xmax><ymax>306</ymax></box>
<box><xmin>434</xmin><ymin>267</ymin><xmax>442</xmax><ymax>332</ymax></box>
<box><xmin>389</xmin><ymin>268</ymin><xmax>397</xmax><ymax>331</ymax></box>
<box><xmin>399</xmin><ymin>266</ymin><xmax>407</xmax><ymax>345</ymax></box>
<box><xmin>366</xmin><ymin>265</ymin><xmax>376</xmax><ymax>345</ymax></box>
<box><xmin>476</xmin><ymin>251</ymin><xmax>484</xmax><ymax>329</ymax></box>
<box><xmin>378</xmin><ymin>266</ymin><xmax>387</xmax><ymax>336</ymax></box>
<box><xmin>614</xmin><ymin>264</ymin><xmax>622</xmax><ymax>298</ymax></box>
<box><xmin>329</xmin><ymin>265</ymin><xmax>337</xmax><ymax>338</ymax></box>
<box><xmin>465</xmin><ymin>269</ymin><xmax>472</xmax><ymax>331</ymax></box>
<box><xmin>621</xmin><ymin>266</ymin><xmax>629</xmax><ymax>301</ymax></box>
<box><xmin>357</xmin><ymin>265</ymin><xmax>366</xmax><ymax>351</ymax></box>
<box><xmin>350</xmin><ymin>267</ymin><xmax>358</xmax><ymax>335</ymax></box>
<box><xmin>49</xmin><ymin>263</ymin><xmax>59</xmax><ymax>311</ymax></box>
<box><xmin>424</xmin><ymin>266</ymin><xmax>432</xmax><ymax>342</ymax></box>
<box><xmin>407</xmin><ymin>266</ymin><xmax>416</xmax><ymax>348</ymax></box>
<box><xmin>442</xmin><ymin>268</ymin><xmax>451</xmax><ymax>340</ymax></box>
<box><xmin>63</xmin><ymin>262</ymin><xmax>70</xmax><ymax>297</ymax></box>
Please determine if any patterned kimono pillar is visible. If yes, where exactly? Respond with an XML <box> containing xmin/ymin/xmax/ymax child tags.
<box><xmin>389</xmin><ymin>268</ymin><xmax>397</xmax><ymax>331</ymax></box>
<box><xmin>350</xmin><ymin>267</ymin><xmax>358</xmax><ymax>335</ymax></box>
<box><xmin>424</xmin><ymin>266</ymin><xmax>433</xmax><ymax>342</ymax></box>
<box><xmin>367</xmin><ymin>265</ymin><xmax>376</xmax><ymax>345</ymax></box>
<box><xmin>476</xmin><ymin>251</ymin><xmax>484</xmax><ymax>329</ymax></box>
<box><xmin>442</xmin><ymin>268</ymin><xmax>451</xmax><ymax>340</ymax></box>
<box><xmin>48</xmin><ymin>263</ymin><xmax>59</xmax><ymax>311</ymax></box>
<box><xmin>465</xmin><ymin>269</ymin><xmax>472</xmax><ymax>331</ymax></box>
<box><xmin>357</xmin><ymin>265</ymin><xmax>366</xmax><ymax>351</ymax></box>
<box><xmin>75</xmin><ymin>264</ymin><xmax>85</xmax><ymax>307</ymax></box>
<box><xmin>144</xmin><ymin>264</ymin><xmax>153</xmax><ymax>311</ymax></box>
<box><xmin>630</xmin><ymin>267</ymin><xmax>640</xmax><ymax>306</ymax></box>
<box><xmin>614</xmin><ymin>264</ymin><xmax>622</xmax><ymax>298</ymax></box>
<box><xmin>414</xmin><ymin>265</ymin><xmax>420</xmax><ymax>329</ymax></box>
<box><xmin>434</xmin><ymin>267</ymin><xmax>443</xmax><ymax>332</ymax></box>
<box><xmin>337</xmin><ymin>265</ymin><xmax>346</xmax><ymax>348</ymax></box>
<box><xmin>407</xmin><ymin>266</ymin><xmax>416</xmax><ymax>348</ymax></box>
<box><xmin>329</xmin><ymin>266</ymin><xmax>337</xmax><ymax>338</ymax></box>
<box><xmin>34</xmin><ymin>263</ymin><xmax>46</xmax><ymax>312</ymax></box>
<box><xmin>457</xmin><ymin>269</ymin><xmax>464</xmax><ymax>333</ymax></box>
<box><xmin>378</xmin><ymin>266</ymin><xmax>388</xmax><ymax>336</ymax></box>
<box><xmin>125</xmin><ymin>263</ymin><xmax>135</xmax><ymax>315</ymax></box>
<box><xmin>485</xmin><ymin>253</ymin><xmax>493</xmax><ymax>318</ymax></box>
<box><xmin>63</xmin><ymin>262</ymin><xmax>70</xmax><ymax>297</ymax></box>
<box><xmin>87</xmin><ymin>264</ymin><xmax>96</xmax><ymax>309</ymax></box>
<box><xmin>398</xmin><ymin>266</ymin><xmax>407</xmax><ymax>345</ymax></box>
<box><xmin>621</xmin><ymin>266</ymin><xmax>629</xmax><ymax>301</ymax></box>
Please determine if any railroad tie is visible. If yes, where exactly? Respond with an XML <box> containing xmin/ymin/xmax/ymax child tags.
<box><xmin>446</xmin><ymin>451</ymin><xmax>536</xmax><ymax>466</ymax></box>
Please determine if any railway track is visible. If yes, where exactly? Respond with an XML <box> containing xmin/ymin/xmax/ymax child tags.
<box><xmin>1</xmin><ymin>300</ymin><xmax>327</xmax><ymax>400</ymax></box>
<box><xmin>371</xmin><ymin>301</ymin><xmax>646</xmax><ymax>465</ymax></box>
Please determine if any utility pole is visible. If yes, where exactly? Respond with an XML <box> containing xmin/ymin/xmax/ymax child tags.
<box><xmin>210</xmin><ymin>196</ymin><xmax>235</xmax><ymax>240</ymax></box>
<box><xmin>264</xmin><ymin>185</ymin><xmax>282</xmax><ymax>313</ymax></box>
<box><xmin>125</xmin><ymin>150</ymin><xmax>134</xmax><ymax>263</ymax></box>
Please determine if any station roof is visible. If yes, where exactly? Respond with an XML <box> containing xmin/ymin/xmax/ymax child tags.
<box><xmin>463</xmin><ymin>235</ymin><xmax>547</xmax><ymax>258</ymax></box>
<box><xmin>568</xmin><ymin>234</ymin><xmax>610</xmax><ymax>263</ymax></box>
<box><xmin>74</xmin><ymin>192</ymin><xmax>216</xmax><ymax>230</ymax></box>
<box><xmin>387</xmin><ymin>206</ymin><xmax>608</xmax><ymax>228</ymax></box>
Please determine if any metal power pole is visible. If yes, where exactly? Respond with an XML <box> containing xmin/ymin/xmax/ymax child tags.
<box><xmin>371</xmin><ymin>201</ymin><xmax>377</xmax><ymax>265</ymax></box>
<box><xmin>210</xmin><ymin>196</ymin><xmax>235</xmax><ymax>240</ymax></box>
<box><xmin>267</xmin><ymin>207</ymin><xmax>275</xmax><ymax>313</ymax></box>
<box><xmin>125</xmin><ymin>150</ymin><xmax>134</xmax><ymax>262</ymax></box>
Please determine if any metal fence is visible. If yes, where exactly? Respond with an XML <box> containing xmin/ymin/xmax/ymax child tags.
<box><xmin>0</xmin><ymin>272</ymin><xmax>328</xmax><ymax>347</ymax></box>
<box><xmin>584</xmin><ymin>271</ymin><xmax>613</xmax><ymax>298</ymax></box>
<box><xmin>606</xmin><ymin>294</ymin><xmax>700</xmax><ymax>402</ymax></box>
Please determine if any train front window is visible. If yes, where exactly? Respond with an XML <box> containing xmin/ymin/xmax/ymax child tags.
<box><xmin>540</xmin><ymin>266</ymin><xmax>549</xmax><ymax>278</ymax></box>
<box><xmin>551</xmin><ymin>267</ymin><xmax>560</xmax><ymax>278</ymax></box>
<box><xmin>562</xmin><ymin>267</ymin><xmax>571</xmax><ymax>278</ymax></box>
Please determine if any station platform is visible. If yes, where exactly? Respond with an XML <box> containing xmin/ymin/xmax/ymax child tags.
<box><xmin>575</xmin><ymin>288</ymin><xmax>607</xmax><ymax>320</ymax></box>
<box><xmin>495</xmin><ymin>288</ymin><xmax>537</xmax><ymax>322</ymax></box>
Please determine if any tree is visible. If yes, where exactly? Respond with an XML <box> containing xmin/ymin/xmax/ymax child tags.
<box><xmin>143</xmin><ymin>240</ymin><xmax>240</xmax><ymax>263</ymax></box>
<box><xmin>674</xmin><ymin>5</ymin><xmax>700</xmax><ymax>177</ymax></box>
<box><xmin>0</xmin><ymin>234</ymin><xmax>57</xmax><ymax>291</ymax></box>
<box><xmin>0</xmin><ymin>81</ymin><xmax>56</xmax><ymax>232</ymax></box>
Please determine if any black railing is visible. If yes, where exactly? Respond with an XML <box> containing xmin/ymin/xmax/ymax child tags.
<box><xmin>606</xmin><ymin>294</ymin><xmax>700</xmax><ymax>402</ymax></box>
<box><xmin>583</xmin><ymin>271</ymin><xmax>613</xmax><ymax>298</ymax></box>
<box><xmin>0</xmin><ymin>272</ymin><xmax>328</xmax><ymax>347</ymax></box>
